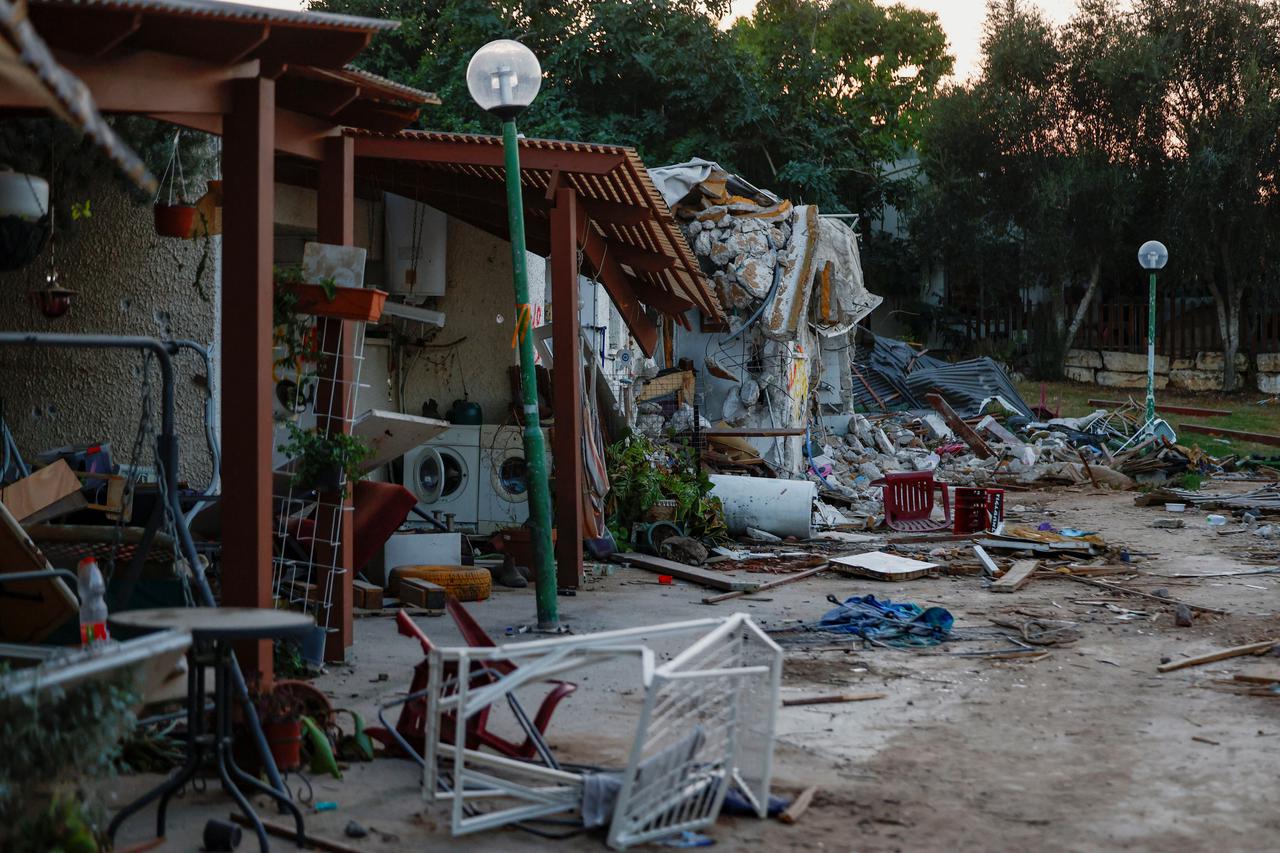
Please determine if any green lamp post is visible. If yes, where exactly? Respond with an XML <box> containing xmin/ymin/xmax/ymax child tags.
<box><xmin>1138</xmin><ymin>240</ymin><xmax>1169</xmax><ymax>425</ymax></box>
<box><xmin>467</xmin><ymin>39</ymin><xmax>558</xmax><ymax>630</ymax></box>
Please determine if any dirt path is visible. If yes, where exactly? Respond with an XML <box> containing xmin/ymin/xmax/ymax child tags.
<box><xmin>105</xmin><ymin>486</ymin><xmax>1280</xmax><ymax>851</ymax></box>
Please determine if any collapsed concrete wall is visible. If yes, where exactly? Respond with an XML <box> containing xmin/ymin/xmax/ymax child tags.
<box><xmin>647</xmin><ymin>160</ymin><xmax>882</xmax><ymax>474</ymax></box>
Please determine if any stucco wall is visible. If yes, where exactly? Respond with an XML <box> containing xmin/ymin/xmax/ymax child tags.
<box><xmin>0</xmin><ymin>173</ymin><xmax>219</xmax><ymax>485</ymax></box>
<box><xmin>398</xmin><ymin>218</ymin><xmax>536</xmax><ymax>422</ymax></box>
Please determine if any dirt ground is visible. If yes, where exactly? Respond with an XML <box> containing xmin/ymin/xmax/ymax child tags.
<box><xmin>105</xmin><ymin>484</ymin><xmax>1280</xmax><ymax>852</ymax></box>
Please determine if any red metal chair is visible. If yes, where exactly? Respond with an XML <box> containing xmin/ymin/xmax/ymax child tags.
<box><xmin>366</xmin><ymin>600</ymin><xmax>577</xmax><ymax>761</ymax></box>
<box><xmin>872</xmin><ymin>471</ymin><xmax>952</xmax><ymax>533</ymax></box>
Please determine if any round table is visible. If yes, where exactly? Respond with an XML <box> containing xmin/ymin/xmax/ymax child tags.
<box><xmin>108</xmin><ymin>607</ymin><xmax>315</xmax><ymax>852</ymax></box>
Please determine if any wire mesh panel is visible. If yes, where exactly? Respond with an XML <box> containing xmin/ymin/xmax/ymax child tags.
<box><xmin>607</xmin><ymin>617</ymin><xmax>780</xmax><ymax>849</ymax></box>
<box><xmin>419</xmin><ymin>615</ymin><xmax>781</xmax><ymax>849</ymax></box>
<box><xmin>271</xmin><ymin>312</ymin><xmax>367</xmax><ymax>638</ymax></box>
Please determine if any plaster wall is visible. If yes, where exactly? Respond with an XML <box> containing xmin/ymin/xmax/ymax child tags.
<box><xmin>0</xmin><ymin>173</ymin><xmax>219</xmax><ymax>485</ymax></box>
<box><xmin>398</xmin><ymin>217</ymin><xmax>542</xmax><ymax>422</ymax></box>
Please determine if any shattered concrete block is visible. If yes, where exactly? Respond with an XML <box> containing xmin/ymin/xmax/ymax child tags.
<box><xmin>1257</xmin><ymin>353</ymin><xmax>1280</xmax><ymax>373</ymax></box>
<box><xmin>693</xmin><ymin>230</ymin><xmax>712</xmax><ymax>256</ymax></box>
<box><xmin>921</xmin><ymin>413</ymin><xmax>952</xmax><ymax>440</ymax></box>
<box><xmin>1169</xmin><ymin>368</ymin><xmax>1240</xmax><ymax>392</ymax></box>
<box><xmin>1101</xmin><ymin>350</ymin><xmax>1169</xmax><ymax>374</ymax></box>
<box><xmin>1096</xmin><ymin>370</ymin><xmax>1168</xmax><ymax>390</ymax></box>
<box><xmin>1064</xmin><ymin>349</ymin><xmax>1103</xmax><ymax>369</ymax></box>
<box><xmin>859</xmin><ymin>461</ymin><xmax>883</xmax><ymax>481</ymax></box>
<box><xmin>874</xmin><ymin>428</ymin><xmax>895</xmax><ymax>455</ymax></box>
<box><xmin>1195</xmin><ymin>351</ymin><xmax>1248</xmax><ymax>372</ymax></box>
<box><xmin>1063</xmin><ymin>366</ymin><xmax>1095</xmax><ymax>383</ymax></box>
<box><xmin>709</xmin><ymin>241</ymin><xmax>733</xmax><ymax>266</ymax></box>
<box><xmin>1257</xmin><ymin>373</ymin><xmax>1280</xmax><ymax>394</ymax></box>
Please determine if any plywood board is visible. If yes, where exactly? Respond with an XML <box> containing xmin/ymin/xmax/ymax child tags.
<box><xmin>0</xmin><ymin>460</ymin><xmax>83</xmax><ymax>523</ymax></box>
<box><xmin>614</xmin><ymin>552</ymin><xmax>759</xmax><ymax>591</ymax></box>
<box><xmin>0</xmin><ymin>501</ymin><xmax>77</xmax><ymax>642</ymax></box>
<box><xmin>830</xmin><ymin>551</ymin><xmax>936</xmax><ymax>581</ymax></box>
<box><xmin>352</xmin><ymin>409</ymin><xmax>450</xmax><ymax>474</ymax></box>
<box><xmin>990</xmin><ymin>559</ymin><xmax>1039</xmax><ymax>593</ymax></box>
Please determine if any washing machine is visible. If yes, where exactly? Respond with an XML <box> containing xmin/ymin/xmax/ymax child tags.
<box><xmin>402</xmin><ymin>425</ymin><xmax>481</xmax><ymax>529</ymax></box>
<box><xmin>478</xmin><ymin>424</ymin><xmax>547</xmax><ymax>533</ymax></box>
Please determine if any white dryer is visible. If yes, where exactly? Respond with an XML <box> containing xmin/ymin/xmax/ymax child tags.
<box><xmin>402</xmin><ymin>425</ymin><xmax>481</xmax><ymax>529</ymax></box>
<box><xmin>478</xmin><ymin>424</ymin><xmax>546</xmax><ymax>533</ymax></box>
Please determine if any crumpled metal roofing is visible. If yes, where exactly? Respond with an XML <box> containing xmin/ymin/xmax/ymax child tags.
<box><xmin>851</xmin><ymin>332</ymin><xmax>1033</xmax><ymax>419</ymax></box>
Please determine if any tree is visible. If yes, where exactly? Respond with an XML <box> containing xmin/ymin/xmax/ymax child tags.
<box><xmin>731</xmin><ymin>0</ymin><xmax>952</xmax><ymax>211</ymax></box>
<box><xmin>309</xmin><ymin>0</ymin><xmax>952</xmax><ymax>218</ymax></box>
<box><xmin>1138</xmin><ymin>0</ymin><xmax>1280</xmax><ymax>390</ymax></box>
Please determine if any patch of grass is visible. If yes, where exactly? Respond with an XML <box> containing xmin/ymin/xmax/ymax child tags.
<box><xmin>1017</xmin><ymin>378</ymin><xmax>1280</xmax><ymax>458</ymax></box>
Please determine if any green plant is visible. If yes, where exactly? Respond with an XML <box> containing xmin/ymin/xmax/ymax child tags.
<box><xmin>277</xmin><ymin>421</ymin><xmax>371</xmax><ymax>497</ymax></box>
<box><xmin>0</xmin><ymin>669</ymin><xmax>138</xmax><ymax>850</ymax></box>
<box><xmin>273</xmin><ymin>638</ymin><xmax>313</xmax><ymax>679</ymax></box>
<box><xmin>605</xmin><ymin>435</ymin><xmax>725</xmax><ymax>543</ymax></box>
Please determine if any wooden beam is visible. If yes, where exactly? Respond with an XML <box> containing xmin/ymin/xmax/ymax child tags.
<box><xmin>1180</xmin><ymin>423</ymin><xmax>1280</xmax><ymax>447</ymax></box>
<box><xmin>276</xmin><ymin>75</ymin><xmax>360</xmax><ymax>119</ymax></box>
<box><xmin>352</xmin><ymin>134</ymin><xmax>628</xmax><ymax>176</ymax></box>
<box><xmin>926</xmin><ymin>393</ymin><xmax>995</xmax><ymax>459</ymax></box>
<box><xmin>220</xmin><ymin>76</ymin><xmax>276</xmax><ymax>683</ymax></box>
<box><xmin>629</xmin><ymin>279</ymin><xmax>693</xmax><ymax>316</ymax></box>
<box><xmin>580</xmin><ymin>197</ymin><xmax>654</xmax><ymax>226</ymax></box>
<box><xmin>990</xmin><ymin>559</ymin><xmax>1038</xmax><ymax>593</ymax></box>
<box><xmin>551</xmin><ymin>188</ymin><xmax>584</xmax><ymax>590</ymax></box>
<box><xmin>613</xmin><ymin>552</ymin><xmax>758</xmax><ymax>592</ymax></box>
<box><xmin>1088</xmin><ymin>399</ymin><xmax>1233</xmax><ymax>418</ymax></box>
<box><xmin>315</xmin><ymin>135</ymin><xmax>356</xmax><ymax>662</ymax></box>
<box><xmin>579</xmin><ymin>224</ymin><xmax>659</xmax><ymax>356</ymax></box>
<box><xmin>51</xmin><ymin>51</ymin><xmax>258</xmax><ymax>115</ymax></box>
<box><xmin>1157</xmin><ymin>639</ymin><xmax>1278</xmax><ymax>673</ymax></box>
<box><xmin>612</xmin><ymin>243</ymin><xmax>676</xmax><ymax>273</ymax></box>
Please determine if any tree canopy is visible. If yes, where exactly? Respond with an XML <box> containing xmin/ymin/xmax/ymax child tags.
<box><xmin>306</xmin><ymin>0</ymin><xmax>951</xmax><ymax>213</ymax></box>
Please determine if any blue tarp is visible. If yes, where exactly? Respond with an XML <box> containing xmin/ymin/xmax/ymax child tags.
<box><xmin>815</xmin><ymin>593</ymin><xmax>954</xmax><ymax>647</ymax></box>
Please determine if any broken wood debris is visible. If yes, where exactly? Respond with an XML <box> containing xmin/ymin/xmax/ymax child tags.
<box><xmin>615</xmin><ymin>552</ymin><xmax>759</xmax><ymax>591</ymax></box>
<box><xmin>990</xmin><ymin>559</ymin><xmax>1039</xmax><ymax>593</ymax></box>
<box><xmin>702</xmin><ymin>563</ymin><xmax>830</xmax><ymax>605</ymax></box>
<box><xmin>778</xmin><ymin>786</ymin><xmax>819</xmax><ymax>825</ymax></box>
<box><xmin>1157</xmin><ymin>639</ymin><xmax>1278</xmax><ymax>673</ymax></box>
<box><xmin>781</xmin><ymin>692</ymin><xmax>887</xmax><ymax>707</ymax></box>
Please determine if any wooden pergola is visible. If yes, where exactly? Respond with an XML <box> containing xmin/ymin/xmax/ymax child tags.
<box><xmin>1</xmin><ymin>0</ymin><xmax>715</xmax><ymax>678</ymax></box>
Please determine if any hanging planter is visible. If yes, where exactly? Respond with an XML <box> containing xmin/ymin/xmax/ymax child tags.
<box><xmin>153</xmin><ymin>202</ymin><xmax>197</xmax><ymax>238</ymax></box>
<box><xmin>152</xmin><ymin>129</ymin><xmax>197</xmax><ymax>239</ymax></box>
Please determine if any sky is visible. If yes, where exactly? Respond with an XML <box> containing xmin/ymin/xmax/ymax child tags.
<box><xmin>225</xmin><ymin>0</ymin><xmax>1080</xmax><ymax>82</ymax></box>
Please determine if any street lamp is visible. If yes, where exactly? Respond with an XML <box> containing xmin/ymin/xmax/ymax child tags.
<box><xmin>467</xmin><ymin>40</ymin><xmax>558</xmax><ymax>631</ymax></box>
<box><xmin>1138</xmin><ymin>240</ymin><xmax>1168</xmax><ymax>425</ymax></box>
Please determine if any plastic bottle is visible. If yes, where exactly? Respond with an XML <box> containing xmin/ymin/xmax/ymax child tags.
<box><xmin>77</xmin><ymin>556</ymin><xmax>110</xmax><ymax>646</ymax></box>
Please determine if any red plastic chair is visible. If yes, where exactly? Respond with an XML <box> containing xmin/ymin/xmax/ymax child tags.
<box><xmin>366</xmin><ymin>601</ymin><xmax>577</xmax><ymax>761</ymax></box>
<box><xmin>872</xmin><ymin>472</ymin><xmax>952</xmax><ymax>533</ymax></box>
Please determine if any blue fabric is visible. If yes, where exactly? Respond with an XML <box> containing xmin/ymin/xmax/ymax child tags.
<box><xmin>816</xmin><ymin>594</ymin><xmax>953</xmax><ymax>647</ymax></box>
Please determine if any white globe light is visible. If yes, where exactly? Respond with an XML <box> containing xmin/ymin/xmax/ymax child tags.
<box><xmin>466</xmin><ymin>39</ymin><xmax>542</xmax><ymax>118</ymax></box>
<box><xmin>1138</xmin><ymin>240</ymin><xmax>1168</xmax><ymax>270</ymax></box>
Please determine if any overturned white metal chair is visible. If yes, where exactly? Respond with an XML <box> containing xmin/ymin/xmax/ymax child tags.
<box><xmin>421</xmin><ymin>613</ymin><xmax>782</xmax><ymax>849</ymax></box>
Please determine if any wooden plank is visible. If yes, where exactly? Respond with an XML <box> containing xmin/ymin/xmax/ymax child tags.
<box><xmin>702</xmin><ymin>563</ymin><xmax>829</xmax><ymax>605</ymax></box>
<box><xmin>614</xmin><ymin>552</ymin><xmax>758</xmax><ymax>591</ymax></box>
<box><xmin>0</xmin><ymin>501</ymin><xmax>77</xmax><ymax>642</ymax></box>
<box><xmin>1058</xmin><ymin>574</ymin><xmax>1228</xmax><ymax>615</ymax></box>
<box><xmin>1088</xmin><ymin>399</ymin><xmax>1232</xmax><ymax>418</ymax></box>
<box><xmin>990</xmin><ymin>559</ymin><xmax>1038</xmax><ymax>593</ymax></box>
<box><xmin>778</xmin><ymin>786</ymin><xmax>818</xmax><ymax>825</ymax></box>
<box><xmin>1180</xmin><ymin>423</ymin><xmax>1280</xmax><ymax>447</ymax></box>
<box><xmin>1233</xmin><ymin>666</ymin><xmax>1280</xmax><ymax>685</ymax></box>
<box><xmin>781</xmin><ymin>692</ymin><xmax>885</xmax><ymax>707</ymax></box>
<box><xmin>1157</xmin><ymin>639</ymin><xmax>1278</xmax><ymax>673</ymax></box>
<box><xmin>925</xmin><ymin>393</ymin><xmax>994</xmax><ymax>459</ymax></box>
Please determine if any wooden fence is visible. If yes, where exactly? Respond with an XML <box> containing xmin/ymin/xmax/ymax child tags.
<box><xmin>949</xmin><ymin>295</ymin><xmax>1280</xmax><ymax>359</ymax></box>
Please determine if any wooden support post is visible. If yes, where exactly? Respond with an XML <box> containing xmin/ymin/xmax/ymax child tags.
<box><xmin>315</xmin><ymin>135</ymin><xmax>356</xmax><ymax>660</ymax></box>
<box><xmin>220</xmin><ymin>76</ymin><xmax>275</xmax><ymax>682</ymax></box>
<box><xmin>550</xmin><ymin>187</ymin><xmax>584</xmax><ymax>589</ymax></box>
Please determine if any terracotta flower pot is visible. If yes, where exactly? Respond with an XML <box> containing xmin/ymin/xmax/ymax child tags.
<box><xmin>263</xmin><ymin>719</ymin><xmax>303</xmax><ymax>771</ymax></box>
<box><xmin>154</xmin><ymin>203</ymin><xmax>197</xmax><ymax>238</ymax></box>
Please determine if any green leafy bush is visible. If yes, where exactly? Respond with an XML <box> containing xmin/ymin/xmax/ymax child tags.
<box><xmin>606</xmin><ymin>435</ymin><xmax>725</xmax><ymax>543</ymax></box>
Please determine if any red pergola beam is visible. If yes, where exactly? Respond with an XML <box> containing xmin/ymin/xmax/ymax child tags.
<box><xmin>352</xmin><ymin>135</ymin><xmax>627</xmax><ymax>176</ymax></box>
<box><xmin>551</xmin><ymin>188</ymin><xmax>584</xmax><ymax>589</ymax></box>
<box><xmin>580</xmin><ymin>223</ymin><xmax>659</xmax><ymax>356</ymax></box>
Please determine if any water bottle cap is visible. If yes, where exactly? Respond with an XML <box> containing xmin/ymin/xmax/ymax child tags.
<box><xmin>78</xmin><ymin>556</ymin><xmax>98</xmax><ymax>569</ymax></box>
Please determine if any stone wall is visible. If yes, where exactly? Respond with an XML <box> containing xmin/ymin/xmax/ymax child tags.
<box><xmin>1066</xmin><ymin>348</ymin><xmax>1257</xmax><ymax>392</ymax></box>
<box><xmin>0</xmin><ymin>173</ymin><xmax>219</xmax><ymax>484</ymax></box>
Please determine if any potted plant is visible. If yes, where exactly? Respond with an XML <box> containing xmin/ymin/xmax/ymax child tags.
<box><xmin>274</xmin><ymin>263</ymin><xmax>387</xmax><ymax>323</ymax></box>
<box><xmin>153</xmin><ymin>130</ymin><xmax>197</xmax><ymax>238</ymax></box>
<box><xmin>273</xmin><ymin>270</ymin><xmax>322</xmax><ymax>378</ymax></box>
<box><xmin>252</xmin><ymin>686</ymin><xmax>305</xmax><ymax>773</ymax></box>
<box><xmin>276</xmin><ymin>421</ymin><xmax>371</xmax><ymax>497</ymax></box>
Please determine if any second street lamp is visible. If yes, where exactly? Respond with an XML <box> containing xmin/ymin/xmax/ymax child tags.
<box><xmin>1137</xmin><ymin>240</ymin><xmax>1169</xmax><ymax>425</ymax></box>
<box><xmin>466</xmin><ymin>39</ymin><xmax>558</xmax><ymax>630</ymax></box>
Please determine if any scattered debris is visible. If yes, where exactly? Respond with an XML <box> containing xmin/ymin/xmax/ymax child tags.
<box><xmin>1157</xmin><ymin>640</ymin><xmax>1279</xmax><ymax>673</ymax></box>
<box><xmin>778</xmin><ymin>786</ymin><xmax>819</xmax><ymax>825</ymax></box>
<box><xmin>781</xmin><ymin>692</ymin><xmax>887</xmax><ymax>707</ymax></box>
<box><xmin>829</xmin><ymin>551</ymin><xmax>936</xmax><ymax>581</ymax></box>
